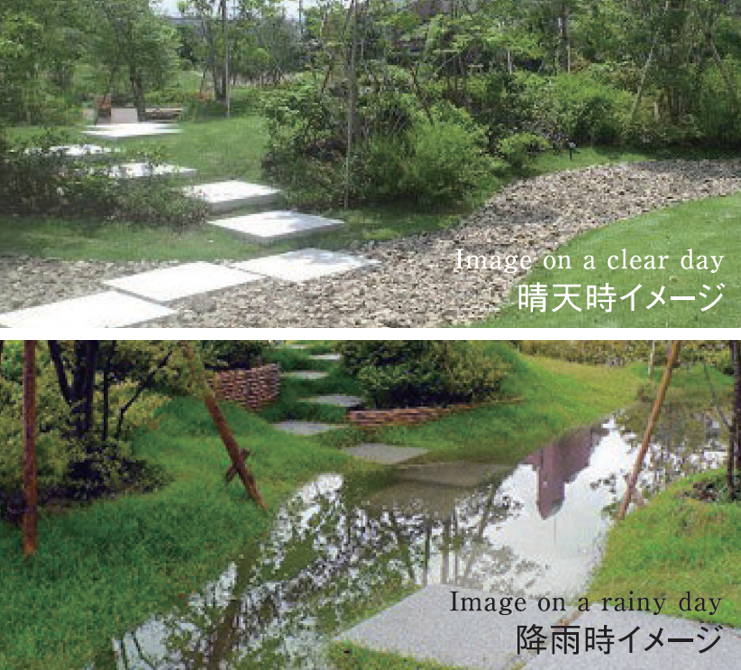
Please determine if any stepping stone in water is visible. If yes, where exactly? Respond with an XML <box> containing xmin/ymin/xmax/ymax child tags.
<box><xmin>273</xmin><ymin>421</ymin><xmax>346</xmax><ymax>436</ymax></box>
<box><xmin>184</xmin><ymin>181</ymin><xmax>282</xmax><ymax>214</ymax></box>
<box><xmin>83</xmin><ymin>126</ymin><xmax>182</xmax><ymax>139</ymax></box>
<box><xmin>208</xmin><ymin>210</ymin><xmax>344</xmax><ymax>244</ymax></box>
<box><xmin>309</xmin><ymin>353</ymin><xmax>343</xmax><ymax>362</ymax></box>
<box><xmin>0</xmin><ymin>291</ymin><xmax>175</xmax><ymax>328</ymax></box>
<box><xmin>232</xmin><ymin>248</ymin><xmax>380</xmax><ymax>283</ymax></box>
<box><xmin>103</xmin><ymin>162</ymin><xmax>197</xmax><ymax>179</ymax></box>
<box><xmin>343</xmin><ymin>443</ymin><xmax>428</xmax><ymax>464</ymax></box>
<box><xmin>103</xmin><ymin>262</ymin><xmax>262</xmax><ymax>304</ymax></box>
<box><xmin>281</xmin><ymin>371</ymin><xmax>329</xmax><ymax>380</ymax></box>
<box><xmin>396</xmin><ymin>462</ymin><xmax>512</xmax><ymax>488</ymax></box>
<box><xmin>338</xmin><ymin>585</ymin><xmax>557</xmax><ymax>670</ymax></box>
<box><xmin>302</xmin><ymin>395</ymin><xmax>363</xmax><ymax>409</ymax></box>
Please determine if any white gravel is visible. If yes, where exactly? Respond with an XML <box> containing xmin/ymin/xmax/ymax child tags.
<box><xmin>3</xmin><ymin>159</ymin><xmax>741</xmax><ymax>327</ymax></box>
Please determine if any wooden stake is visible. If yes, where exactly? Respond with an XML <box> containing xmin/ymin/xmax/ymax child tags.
<box><xmin>180</xmin><ymin>342</ymin><xmax>267</xmax><ymax>510</ymax></box>
<box><xmin>617</xmin><ymin>340</ymin><xmax>681</xmax><ymax>521</ymax></box>
<box><xmin>23</xmin><ymin>341</ymin><xmax>38</xmax><ymax>557</ymax></box>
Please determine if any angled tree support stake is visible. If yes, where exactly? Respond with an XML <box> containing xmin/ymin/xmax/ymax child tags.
<box><xmin>23</xmin><ymin>341</ymin><xmax>39</xmax><ymax>556</ymax></box>
<box><xmin>617</xmin><ymin>340</ymin><xmax>682</xmax><ymax>521</ymax></box>
<box><xmin>180</xmin><ymin>342</ymin><xmax>267</xmax><ymax>511</ymax></box>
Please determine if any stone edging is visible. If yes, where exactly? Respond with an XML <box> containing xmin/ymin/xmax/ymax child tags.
<box><xmin>347</xmin><ymin>404</ymin><xmax>477</xmax><ymax>428</ymax></box>
<box><xmin>213</xmin><ymin>363</ymin><xmax>280</xmax><ymax>410</ymax></box>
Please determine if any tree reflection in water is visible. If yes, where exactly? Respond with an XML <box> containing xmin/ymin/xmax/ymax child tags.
<box><xmin>93</xmin><ymin>400</ymin><xmax>728</xmax><ymax>669</ymax></box>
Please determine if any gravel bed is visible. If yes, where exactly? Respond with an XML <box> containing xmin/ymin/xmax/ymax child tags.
<box><xmin>3</xmin><ymin>159</ymin><xmax>741</xmax><ymax>327</ymax></box>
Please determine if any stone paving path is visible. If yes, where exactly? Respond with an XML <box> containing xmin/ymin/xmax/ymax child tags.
<box><xmin>339</xmin><ymin>584</ymin><xmax>741</xmax><ymax>670</ymax></box>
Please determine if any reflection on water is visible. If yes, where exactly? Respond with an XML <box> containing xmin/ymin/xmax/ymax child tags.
<box><xmin>92</xmin><ymin>403</ymin><xmax>728</xmax><ymax>669</ymax></box>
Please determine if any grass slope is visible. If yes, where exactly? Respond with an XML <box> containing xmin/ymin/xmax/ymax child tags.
<box><xmin>374</xmin><ymin>343</ymin><xmax>642</xmax><ymax>464</ymax></box>
<box><xmin>479</xmin><ymin>193</ymin><xmax>741</xmax><ymax>327</ymax></box>
<box><xmin>588</xmin><ymin>471</ymin><xmax>741</xmax><ymax>627</ymax></box>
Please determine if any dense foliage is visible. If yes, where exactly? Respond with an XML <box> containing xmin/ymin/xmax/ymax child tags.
<box><xmin>517</xmin><ymin>340</ymin><xmax>732</xmax><ymax>372</ymax></box>
<box><xmin>337</xmin><ymin>340</ymin><xmax>509</xmax><ymax>408</ymax></box>
<box><xmin>0</xmin><ymin>341</ymin><xmax>195</xmax><ymax>518</ymax></box>
<box><xmin>0</xmin><ymin>131</ymin><xmax>207</xmax><ymax>226</ymax></box>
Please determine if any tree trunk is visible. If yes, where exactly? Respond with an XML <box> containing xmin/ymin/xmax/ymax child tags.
<box><xmin>729</xmin><ymin>341</ymin><xmax>741</xmax><ymax>498</ymax></box>
<box><xmin>343</xmin><ymin>0</ymin><xmax>359</xmax><ymax>209</ymax></box>
<box><xmin>129</xmin><ymin>67</ymin><xmax>147</xmax><ymax>121</ymax></box>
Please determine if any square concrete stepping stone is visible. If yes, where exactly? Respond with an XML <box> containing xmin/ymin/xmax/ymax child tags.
<box><xmin>309</xmin><ymin>353</ymin><xmax>343</xmax><ymax>362</ymax></box>
<box><xmin>26</xmin><ymin>144</ymin><xmax>117</xmax><ymax>160</ymax></box>
<box><xmin>281</xmin><ymin>371</ymin><xmax>329</xmax><ymax>380</ymax></box>
<box><xmin>232</xmin><ymin>249</ymin><xmax>380</xmax><ymax>283</ymax></box>
<box><xmin>273</xmin><ymin>421</ymin><xmax>346</xmax><ymax>436</ymax></box>
<box><xmin>0</xmin><ymin>292</ymin><xmax>175</xmax><ymax>328</ymax></box>
<box><xmin>184</xmin><ymin>181</ymin><xmax>282</xmax><ymax>214</ymax></box>
<box><xmin>396</xmin><ymin>462</ymin><xmax>513</xmax><ymax>488</ymax></box>
<box><xmin>208</xmin><ymin>211</ymin><xmax>344</xmax><ymax>244</ymax></box>
<box><xmin>338</xmin><ymin>585</ymin><xmax>557</xmax><ymax>670</ymax></box>
<box><xmin>103</xmin><ymin>262</ymin><xmax>262</xmax><ymax>303</ymax></box>
<box><xmin>84</xmin><ymin>126</ymin><xmax>182</xmax><ymax>139</ymax></box>
<box><xmin>103</xmin><ymin>162</ymin><xmax>197</xmax><ymax>179</ymax></box>
<box><xmin>343</xmin><ymin>443</ymin><xmax>428</xmax><ymax>464</ymax></box>
<box><xmin>303</xmin><ymin>395</ymin><xmax>363</xmax><ymax>409</ymax></box>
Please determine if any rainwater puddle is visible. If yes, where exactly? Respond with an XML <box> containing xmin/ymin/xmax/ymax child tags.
<box><xmin>92</xmin><ymin>403</ymin><xmax>728</xmax><ymax>669</ymax></box>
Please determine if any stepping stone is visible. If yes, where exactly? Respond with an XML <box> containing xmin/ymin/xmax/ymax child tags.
<box><xmin>103</xmin><ymin>262</ymin><xmax>262</xmax><ymax>303</ymax></box>
<box><xmin>303</xmin><ymin>395</ymin><xmax>363</xmax><ymax>409</ymax></box>
<box><xmin>343</xmin><ymin>443</ymin><xmax>427</xmax><ymax>464</ymax></box>
<box><xmin>0</xmin><ymin>292</ymin><xmax>175</xmax><ymax>328</ymax></box>
<box><xmin>83</xmin><ymin>126</ymin><xmax>182</xmax><ymax>139</ymax></box>
<box><xmin>282</xmin><ymin>371</ymin><xmax>328</xmax><ymax>380</ymax></box>
<box><xmin>103</xmin><ymin>162</ymin><xmax>198</xmax><ymax>179</ymax></box>
<box><xmin>338</xmin><ymin>585</ymin><xmax>556</xmax><ymax>670</ymax></box>
<box><xmin>25</xmin><ymin>144</ymin><xmax>117</xmax><ymax>160</ymax></box>
<box><xmin>309</xmin><ymin>353</ymin><xmax>343</xmax><ymax>362</ymax></box>
<box><xmin>273</xmin><ymin>421</ymin><xmax>346</xmax><ymax>436</ymax></box>
<box><xmin>396</xmin><ymin>462</ymin><xmax>512</xmax><ymax>488</ymax></box>
<box><xmin>208</xmin><ymin>210</ymin><xmax>344</xmax><ymax>244</ymax></box>
<box><xmin>85</xmin><ymin>122</ymin><xmax>173</xmax><ymax>129</ymax></box>
<box><xmin>184</xmin><ymin>181</ymin><xmax>281</xmax><ymax>214</ymax></box>
<box><xmin>232</xmin><ymin>249</ymin><xmax>380</xmax><ymax>283</ymax></box>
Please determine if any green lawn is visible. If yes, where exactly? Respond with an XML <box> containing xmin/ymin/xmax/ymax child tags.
<box><xmin>588</xmin><ymin>470</ymin><xmax>741</xmax><ymax>627</ymax></box>
<box><xmin>0</xmin><ymin>118</ymin><xmax>661</xmax><ymax>262</ymax></box>
<box><xmin>477</xmin><ymin>193</ymin><xmax>741</xmax><ymax>328</ymax></box>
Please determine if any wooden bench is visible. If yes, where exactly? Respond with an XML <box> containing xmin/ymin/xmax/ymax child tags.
<box><xmin>144</xmin><ymin>107</ymin><xmax>183</xmax><ymax>122</ymax></box>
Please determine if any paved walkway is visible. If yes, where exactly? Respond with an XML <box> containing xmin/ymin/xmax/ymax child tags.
<box><xmin>339</xmin><ymin>585</ymin><xmax>741</xmax><ymax>669</ymax></box>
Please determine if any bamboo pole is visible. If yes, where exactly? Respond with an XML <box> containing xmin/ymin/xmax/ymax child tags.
<box><xmin>180</xmin><ymin>342</ymin><xmax>267</xmax><ymax>510</ymax></box>
<box><xmin>617</xmin><ymin>340</ymin><xmax>681</xmax><ymax>521</ymax></box>
<box><xmin>23</xmin><ymin>341</ymin><xmax>38</xmax><ymax>557</ymax></box>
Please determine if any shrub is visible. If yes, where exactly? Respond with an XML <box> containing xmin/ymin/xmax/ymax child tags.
<box><xmin>402</xmin><ymin>116</ymin><xmax>491</xmax><ymax>206</ymax></box>
<box><xmin>496</xmin><ymin>131</ymin><xmax>551</xmax><ymax>170</ymax></box>
<box><xmin>0</xmin><ymin>130</ymin><xmax>207</xmax><ymax>227</ymax></box>
<box><xmin>202</xmin><ymin>341</ymin><xmax>268</xmax><ymax>371</ymax></box>
<box><xmin>337</xmin><ymin>341</ymin><xmax>509</xmax><ymax>409</ymax></box>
